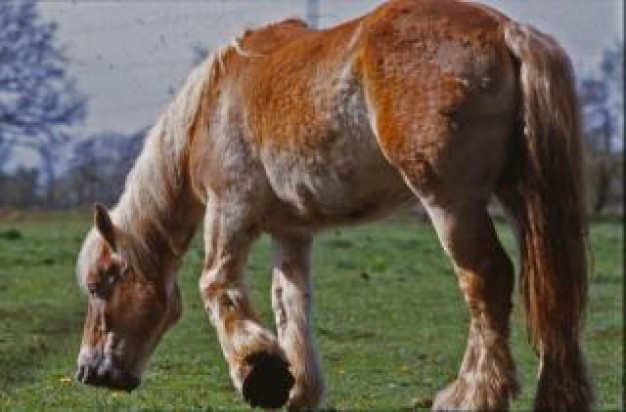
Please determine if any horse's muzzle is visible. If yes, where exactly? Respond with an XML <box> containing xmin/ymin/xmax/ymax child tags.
<box><xmin>76</xmin><ymin>354</ymin><xmax>140</xmax><ymax>392</ymax></box>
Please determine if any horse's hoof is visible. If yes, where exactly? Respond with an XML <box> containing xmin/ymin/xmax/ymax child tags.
<box><xmin>242</xmin><ymin>351</ymin><xmax>294</xmax><ymax>409</ymax></box>
<box><xmin>433</xmin><ymin>377</ymin><xmax>516</xmax><ymax>411</ymax></box>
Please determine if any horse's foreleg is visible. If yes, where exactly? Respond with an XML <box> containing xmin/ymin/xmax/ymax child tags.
<box><xmin>199</xmin><ymin>207</ymin><xmax>294</xmax><ymax>409</ymax></box>
<box><xmin>424</xmin><ymin>203</ymin><xmax>519</xmax><ymax>411</ymax></box>
<box><xmin>271</xmin><ymin>233</ymin><xmax>325</xmax><ymax>410</ymax></box>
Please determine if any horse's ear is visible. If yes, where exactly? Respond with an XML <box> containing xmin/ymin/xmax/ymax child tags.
<box><xmin>94</xmin><ymin>203</ymin><xmax>117</xmax><ymax>251</ymax></box>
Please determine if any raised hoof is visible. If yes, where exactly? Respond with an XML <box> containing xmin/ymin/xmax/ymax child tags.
<box><xmin>242</xmin><ymin>352</ymin><xmax>295</xmax><ymax>409</ymax></box>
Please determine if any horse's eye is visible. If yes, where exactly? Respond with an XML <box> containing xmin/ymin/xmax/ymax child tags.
<box><xmin>87</xmin><ymin>267</ymin><xmax>119</xmax><ymax>299</ymax></box>
<box><xmin>102</xmin><ymin>265</ymin><xmax>121</xmax><ymax>282</ymax></box>
<box><xmin>104</xmin><ymin>269</ymin><xmax>118</xmax><ymax>285</ymax></box>
<box><xmin>86</xmin><ymin>281</ymin><xmax>99</xmax><ymax>297</ymax></box>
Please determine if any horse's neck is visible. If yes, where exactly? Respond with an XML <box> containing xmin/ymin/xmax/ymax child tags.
<box><xmin>111</xmin><ymin>48</ymin><xmax>228</xmax><ymax>275</ymax></box>
<box><xmin>115</xmin><ymin>182</ymin><xmax>203</xmax><ymax>277</ymax></box>
<box><xmin>112</xmin><ymin>129</ymin><xmax>204</xmax><ymax>276</ymax></box>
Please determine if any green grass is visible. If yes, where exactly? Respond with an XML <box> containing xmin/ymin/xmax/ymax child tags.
<box><xmin>0</xmin><ymin>210</ymin><xmax>622</xmax><ymax>410</ymax></box>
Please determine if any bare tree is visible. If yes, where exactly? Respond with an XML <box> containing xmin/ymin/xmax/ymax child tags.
<box><xmin>0</xmin><ymin>0</ymin><xmax>86</xmax><ymax>206</ymax></box>
<box><xmin>579</xmin><ymin>41</ymin><xmax>624</xmax><ymax>214</ymax></box>
<box><xmin>58</xmin><ymin>129</ymin><xmax>146</xmax><ymax>207</ymax></box>
<box><xmin>0</xmin><ymin>166</ymin><xmax>40</xmax><ymax>208</ymax></box>
<box><xmin>0</xmin><ymin>141</ymin><xmax>10</xmax><ymax>169</ymax></box>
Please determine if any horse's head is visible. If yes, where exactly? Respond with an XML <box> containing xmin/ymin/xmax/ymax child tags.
<box><xmin>74</xmin><ymin>204</ymin><xmax>182</xmax><ymax>391</ymax></box>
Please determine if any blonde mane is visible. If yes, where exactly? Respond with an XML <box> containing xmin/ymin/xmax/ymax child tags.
<box><xmin>110</xmin><ymin>43</ymin><xmax>237</xmax><ymax>276</ymax></box>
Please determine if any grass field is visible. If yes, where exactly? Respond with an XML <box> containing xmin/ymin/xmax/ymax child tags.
<box><xmin>0</xmin><ymin>210</ymin><xmax>622</xmax><ymax>410</ymax></box>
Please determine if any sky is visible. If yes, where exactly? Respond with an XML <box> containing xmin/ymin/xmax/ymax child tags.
<box><xmin>37</xmin><ymin>0</ymin><xmax>624</xmax><ymax>138</ymax></box>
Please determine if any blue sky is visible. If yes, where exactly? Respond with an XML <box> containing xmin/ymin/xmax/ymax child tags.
<box><xmin>39</xmin><ymin>0</ymin><xmax>624</xmax><ymax>137</ymax></box>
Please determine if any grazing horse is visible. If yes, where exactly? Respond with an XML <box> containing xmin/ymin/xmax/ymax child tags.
<box><xmin>74</xmin><ymin>0</ymin><xmax>593</xmax><ymax>410</ymax></box>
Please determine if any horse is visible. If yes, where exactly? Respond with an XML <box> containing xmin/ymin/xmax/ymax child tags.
<box><xmin>74</xmin><ymin>0</ymin><xmax>593</xmax><ymax>410</ymax></box>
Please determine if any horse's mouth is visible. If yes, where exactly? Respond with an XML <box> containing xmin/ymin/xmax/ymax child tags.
<box><xmin>75</xmin><ymin>358</ymin><xmax>141</xmax><ymax>392</ymax></box>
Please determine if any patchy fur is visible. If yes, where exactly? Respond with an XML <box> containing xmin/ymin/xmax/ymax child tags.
<box><xmin>75</xmin><ymin>2</ymin><xmax>592</xmax><ymax>410</ymax></box>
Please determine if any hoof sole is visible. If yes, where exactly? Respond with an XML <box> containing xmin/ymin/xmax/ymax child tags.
<box><xmin>242</xmin><ymin>352</ymin><xmax>294</xmax><ymax>409</ymax></box>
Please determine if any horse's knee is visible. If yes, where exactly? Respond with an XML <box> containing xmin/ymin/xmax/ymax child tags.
<box><xmin>198</xmin><ymin>273</ymin><xmax>224</xmax><ymax>319</ymax></box>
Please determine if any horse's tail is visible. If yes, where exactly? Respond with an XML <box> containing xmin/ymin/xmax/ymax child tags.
<box><xmin>500</xmin><ymin>21</ymin><xmax>593</xmax><ymax>409</ymax></box>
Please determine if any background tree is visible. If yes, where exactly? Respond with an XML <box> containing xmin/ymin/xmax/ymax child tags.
<box><xmin>0</xmin><ymin>141</ymin><xmax>10</xmax><ymax>170</ymax></box>
<box><xmin>0</xmin><ymin>166</ymin><xmax>40</xmax><ymax>209</ymax></box>
<box><xmin>0</xmin><ymin>0</ymin><xmax>86</xmax><ymax>206</ymax></box>
<box><xmin>579</xmin><ymin>41</ymin><xmax>624</xmax><ymax>214</ymax></box>
<box><xmin>55</xmin><ymin>129</ymin><xmax>146</xmax><ymax>207</ymax></box>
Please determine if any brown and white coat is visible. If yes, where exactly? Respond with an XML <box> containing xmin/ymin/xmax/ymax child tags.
<box><xmin>76</xmin><ymin>1</ymin><xmax>592</xmax><ymax>410</ymax></box>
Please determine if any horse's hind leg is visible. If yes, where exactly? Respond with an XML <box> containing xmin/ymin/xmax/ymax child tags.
<box><xmin>199</xmin><ymin>203</ymin><xmax>294</xmax><ymax>409</ymax></box>
<box><xmin>423</xmin><ymin>201</ymin><xmax>519</xmax><ymax>411</ymax></box>
<box><xmin>271</xmin><ymin>233</ymin><xmax>325</xmax><ymax>410</ymax></box>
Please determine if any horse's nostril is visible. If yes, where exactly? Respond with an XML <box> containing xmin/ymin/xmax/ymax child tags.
<box><xmin>76</xmin><ymin>364</ymin><xmax>97</xmax><ymax>385</ymax></box>
<box><xmin>75</xmin><ymin>365</ymin><xmax>86</xmax><ymax>383</ymax></box>
<box><xmin>97</xmin><ymin>358</ymin><xmax>113</xmax><ymax>379</ymax></box>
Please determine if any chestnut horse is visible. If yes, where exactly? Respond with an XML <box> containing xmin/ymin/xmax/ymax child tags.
<box><xmin>75</xmin><ymin>0</ymin><xmax>592</xmax><ymax>410</ymax></box>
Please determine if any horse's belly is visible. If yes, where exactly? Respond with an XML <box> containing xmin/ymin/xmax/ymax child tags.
<box><xmin>256</xmin><ymin>58</ymin><xmax>412</xmax><ymax>230</ymax></box>
<box><xmin>261</xmin><ymin>132</ymin><xmax>412</xmax><ymax>230</ymax></box>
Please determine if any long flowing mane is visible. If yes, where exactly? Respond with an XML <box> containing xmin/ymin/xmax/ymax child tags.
<box><xmin>77</xmin><ymin>44</ymin><xmax>236</xmax><ymax>286</ymax></box>
<box><xmin>108</xmin><ymin>21</ymin><xmax>317</xmax><ymax>274</ymax></box>
<box><xmin>113</xmin><ymin>44</ymin><xmax>238</xmax><ymax>274</ymax></box>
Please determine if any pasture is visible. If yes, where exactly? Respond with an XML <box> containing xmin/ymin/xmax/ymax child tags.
<box><xmin>0</xmin><ymin>209</ymin><xmax>622</xmax><ymax>410</ymax></box>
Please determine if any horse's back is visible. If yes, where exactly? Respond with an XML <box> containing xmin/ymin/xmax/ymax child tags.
<box><xmin>208</xmin><ymin>0</ymin><xmax>518</xmax><ymax>229</ymax></box>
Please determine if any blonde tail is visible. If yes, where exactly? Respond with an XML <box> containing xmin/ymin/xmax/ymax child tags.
<box><xmin>500</xmin><ymin>21</ymin><xmax>593</xmax><ymax>411</ymax></box>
